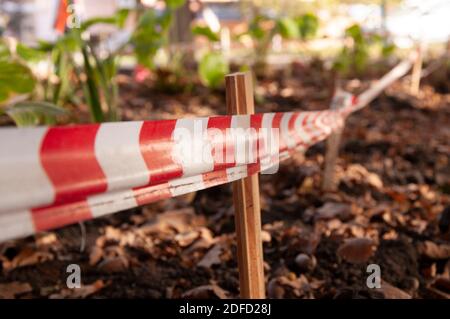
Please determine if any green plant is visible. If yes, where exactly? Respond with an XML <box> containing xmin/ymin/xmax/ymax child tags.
<box><xmin>131</xmin><ymin>0</ymin><xmax>186</xmax><ymax>68</ymax></box>
<box><xmin>130</xmin><ymin>1</ymin><xmax>189</xmax><ymax>92</ymax></box>
<box><xmin>0</xmin><ymin>41</ymin><xmax>36</xmax><ymax>102</ymax></box>
<box><xmin>1</xmin><ymin>101</ymin><xmax>67</xmax><ymax>127</ymax></box>
<box><xmin>192</xmin><ymin>25</ymin><xmax>220</xmax><ymax>42</ymax></box>
<box><xmin>1</xmin><ymin>9</ymin><xmax>134</xmax><ymax>125</ymax></box>
<box><xmin>296</xmin><ymin>13</ymin><xmax>319</xmax><ymax>40</ymax></box>
<box><xmin>244</xmin><ymin>14</ymin><xmax>275</xmax><ymax>75</ymax></box>
<box><xmin>0</xmin><ymin>40</ymin><xmax>67</xmax><ymax>127</ymax></box>
<box><xmin>191</xmin><ymin>24</ymin><xmax>229</xmax><ymax>89</ymax></box>
<box><xmin>131</xmin><ymin>9</ymin><xmax>171</xmax><ymax>69</ymax></box>
<box><xmin>0</xmin><ymin>60</ymin><xmax>36</xmax><ymax>102</ymax></box>
<box><xmin>333</xmin><ymin>24</ymin><xmax>396</xmax><ymax>77</ymax></box>
<box><xmin>242</xmin><ymin>13</ymin><xmax>319</xmax><ymax>76</ymax></box>
<box><xmin>21</xmin><ymin>9</ymin><xmax>130</xmax><ymax>122</ymax></box>
<box><xmin>76</xmin><ymin>10</ymin><xmax>130</xmax><ymax>122</ymax></box>
<box><xmin>198</xmin><ymin>51</ymin><xmax>229</xmax><ymax>89</ymax></box>
<box><xmin>277</xmin><ymin>17</ymin><xmax>300</xmax><ymax>39</ymax></box>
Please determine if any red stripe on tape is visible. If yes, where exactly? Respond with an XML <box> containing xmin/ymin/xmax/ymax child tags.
<box><xmin>207</xmin><ymin>116</ymin><xmax>234</xmax><ymax>171</ymax></box>
<box><xmin>40</xmin><ymin>125</ymin><xmax>107</xmax><ymax>205</ymax></box>
<box><xmin>32</xmin><ymin>201</ymin><xmax>92</xmax><ymax>232</ymax></box>
<box><xmin>288</xmin><ymin>113</ymin><xmax>301</xmax><ymax>144</ymax></box>
<box><xmin>272</xmin><ymin>113</ymin><xmax>287</xmax><ymax>152</ymax></box>
<box><xmin>202</xmin><ymin>170</ymin><xmax>229</xmax><ymax>188</ymax></box>
<box><xmin>133</xmin><ymin>182</ymin><xmax>172</xmax><ymax>206</ymax></box>
<box><xmin>250</xmin><ymin>114</ymin><xmax>263</xmax><ymax>172</ymax></box>
<box><xmin>139</xmin><ymin>120</ymin><xmax>183</xmax><ymax>185</ymax></box>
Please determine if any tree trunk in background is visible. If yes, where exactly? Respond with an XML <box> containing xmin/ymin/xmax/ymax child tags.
<box><xmin>169</xmin><ymin>1</ymin><xmax>194</xmax><ymax>44</ymax></box>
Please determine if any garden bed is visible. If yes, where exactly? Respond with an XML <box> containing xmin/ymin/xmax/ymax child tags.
<box><xmin>0</xmin><ymin>62</ymin><xmax>449</xmax><ymax>299</ymax></box>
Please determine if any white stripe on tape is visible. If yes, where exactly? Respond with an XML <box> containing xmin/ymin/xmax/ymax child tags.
<box><xmin>294</xmin><ymin>113</ymin><xmax>312</xmax><ymax>146</ymax></box>
<box><xmin>173</xmin><ymin>118</ymin><xmax>214</xmax><ymax>177</ymax></box>
<box><xmin>315</xmin><ymin>112</ymin><xmax>332</xmax><ymax>136</ymax></box>
<box><xmin>88</xmin><ymin>189</ymin><xmax>138</xmax><ymax>218</ymax></box>
<box><xmin>169</xmin><ymin>174</ymin><xmax>205</xmax><ymax>197</ymax></box>
<box><xmin>231</xmin><ymin>115</ymin><xmax>251</xmax><ymax>165</ymax></box>
<box><xmin>95</xmin><ymin>121</ymin><xmax>149</xmax><ymax>192</ymax></box>
<box><xmin>226</xmin><ymin>165</ymin><xmax>247</xmax><ymax>181</ymax></box>
<box><xmin>0</xmin><ymin>210</ymin><xmax>34</xmax><ymax>242</ymax></box>
<box><xmin>0</xmin><ymin>128</ymin><xmax>54</xmax><ymax>214</ymax></box>
<box><xmin>260</xmin><ymin>113</ymin><xmax>278</xmax><ymax>174</ymax></box>
<box><xmin>280</xmin><ymin>112</ymin><xmax>295</xmax><ymax>149</ymax></box>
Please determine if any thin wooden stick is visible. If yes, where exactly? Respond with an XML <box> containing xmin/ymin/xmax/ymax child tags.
<box><xmin>322</xmin><ymin>90</ymin><xmax>347</xmax><ymax>192</ymax></box>
<box><xmin>410</xmin><ymin>44</ymin><xmax>423</xmax><ymax>95</ymax></box>
<box><xmin>225</xmin><ymin>72</ymin><xmax>265</xmax><ymax>299</ymax></box>
<box><xmin>322</xmin><ymin>129</ymin><xmax>343</xmax><ymax>192</ymax></box>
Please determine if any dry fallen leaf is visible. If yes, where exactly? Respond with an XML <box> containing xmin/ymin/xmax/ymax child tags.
<box><xmin>175</xmin><ymin>230</ymin><xmax>200</xmax><ymax>247</ymax></box>
<box><xmin>141</xmin><ymin>208</ymin><xmax>205</xmax><ymax>234</ymax></box>
<box><xmin>267</xmin><ymin>275</ymin><xmax>312</xmax><ymax>299</ymax></box>
<box><xmin>424</xmin><ymin>286</ymin><xmax>450</xmax><ymax>299</ymax></box>
<box><xmin>184</xmin><ymin>227</ymin><xmax>216</xmax><ymax>253</ymax></box>
<box><xmin>97</xmin><ymin>256</ymin><xmax>129</xmax><ymax>273</ymax></box>
<box><xmin>315</xmin><ymin>202</ymin><xmax>352</xmax><ymax>221</ymax></box>
<box><xmin>267</xmin><ymin>278</ymin><xmax>285</xmax><ymax>299</ymax></box>
<box><xmin>197</xmin><ymin>244</ymin><xmax>223</xmax><ymax>268</ymax></box>
<box><xmin>297</xmin><ymin>176</ymin><xmax>315</xmax><ymax>194</ymax></box>
<box><xmin>0</xmin><ymin>282</ymin><xmax>32</xmax><ymax>299</ymax></box>
<box><xmin>49</xmin><ymin>280</ymin><xmax>105</xmax><ymax>299</ymax></box>
<box><xmin>261</xmin><ymin>230</ymin><xmax>272</xmax><ymax>243</ymax></box>
<box><xmin>433</xmin><ymin>277</ymin><xmax>450</xmax><ymax>295</ymax></box>
<box><xmin>3</xmin><ymin>246</ymin><xmax>53</xmax><ymax>271</ymax></box>
<box><xmin>294</xmin><ymin>254</ymin><xmax>316</xmax><ymax>273</ymax></box>
<box><xmin>418</xmin><ymin>241</ymin><xmax>450</xmax><ymax>259</ymax></box>
<box><xmin>379</xmin><ymin>280</ymin><xmax>412</xmax><ymax>299</ymax></box>
<box><xmin>36</xmin><ymin>233</ymin><xmax>58</xmax><ymax>247</ymax></box>
<box><xmin>423</xmin><ymin>263</ymin><xmax>437</xmax><ymax>279</ymax></box>
<box><xmin>89</xmin><ymin>246</ymin><xmax>103</xmax><ymax>266</ymax></box>
<box><xmin>182</xmin><ymin>284</ymin><xmax>229</xmax><ymax>299</ymax></box>
<box><xmin>342</xmin><ymin>164</ymin><xmax>383</xmax><ymax>189</ymax></box>
<box><xmin>337</xmin><ymin>237</ymin><xmax>376</xmax><ymax>264</ymax></box>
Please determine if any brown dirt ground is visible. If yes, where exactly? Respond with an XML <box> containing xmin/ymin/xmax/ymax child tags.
<box><xmin>0</xmin><ymin>60</ymin><xmax>449</xmax><ymax>299</ymax></box>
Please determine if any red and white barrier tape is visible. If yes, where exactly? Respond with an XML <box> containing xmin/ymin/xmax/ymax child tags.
<box><xmin>0</xmin><ymin>56</ymin><xmax>415</xmax><ymax>242</ymax></box>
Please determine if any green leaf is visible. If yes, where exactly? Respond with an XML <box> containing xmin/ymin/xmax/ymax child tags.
<box><xmin>36</xmin><ymin>40</ymin><xmax>56</xmax><ymax>52</ymax></box>
<box><xmin>346</xmin><ymin>24</ymin><xmax>364</xmax><ymax>43</ymax></box>
<box><xmin>157</xmin><ymin>11</ymin><xmax>173</xmax><ymax>31</ymax></box>
<box><xmin>0</xmin><ymin>61</ymin><xmax>36</xmax><ymax>102</ymax></box>
<box><xmin>199</xmin><ymin>52</ymin><xmax>229</xmax><ymax>89</ymax></box>
<box><xmin>115</xmin><ymin>9</ymin><xmax>130</xmax><ymax>28</ymax></box>
<box><xmin>80</xmin><ymin>9</ymin><xmax>130</xmax><ymax>32</ymax></box>
<box><xmin>277</xmin><ymin>17</ymin><xmax>299</xmax><ymax>39</ymax></box>
<box><xmin>382</xmin><ymin>43</ymin><xmax>396</xmax><ymax>57</ymax></box>
<box><xmin>192</xmin><ymin>25</ymin><xmax>220</xmax><ymax>42</ymax></box>
<box><xmin>131</xmin><ymin>9</ymin><xmax>170</xmax><ymax>69</ymax></box>
<box><xmin>297</xmin><ymin>13</ymin><xmax>319</xmax><ymax>40</ymax></box>
<box><xmin>0</xmin><ymin>86</ymin><xmax>8</xmax><ymax>101</ymax></box>
<box><xmin>0</xmin><ymin>41</ymin><xmax>10</xmax><ymax>61</ymax></box>
<box><xmin>16</xmin><ymin>43</ymin><xmax>47</xmax><ymax>62</ymax></box>
<box><xmin>165</xmin><ymin>0</ymin><xmax>186</xmax><ymax>10</ymax></box>
<box><xmin>52</xmin><ymin>50</ymin><xmax>72</xmax><ymax>105</ymax></box>
<box><xmin>80</xmin><ymin>17</ymin><xmax>116</xmax><ymax>31</ymax></box>
<box><xmin>56</xmin><ymin>33</ymin><xmax>82</xmax><ymax>52</ymax></box>
<box><xmin>372</xmin><ymin>33</ymin><xmax>383</xmax><ymax>43</ymax></box>
<box><xmin>248</xmin><ymin>15</ymin><xmax>268</xmax><ymax>40</ymax></box>
<box><xmin>81</xmin><ymin>46</ymin><xmax>104</xmax><ymax>123</ymax></box>
<box><xmin>5</xmin><ymin>101</ymin><xmax>67</xmax><ymax>127</ymax></box>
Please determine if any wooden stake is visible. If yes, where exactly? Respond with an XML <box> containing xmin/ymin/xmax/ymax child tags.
<box><xmin>322</xmin><ymin>129</ymin><xmax>343</xmax><ymax>192</ymax></box>
<box><xmin>322</xmin><ymin>90</ymin><xmax>347</xmax><ymax>192</ymax></box>
<box><xmin>225</xmin><ymin>72</ymin><xmax>265</xmax><ymax>299</ymax></box>
<box><xmin>410</xmin><ymin>44</ymin><xmax>423</xmax><ymax>95</ymax></box>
